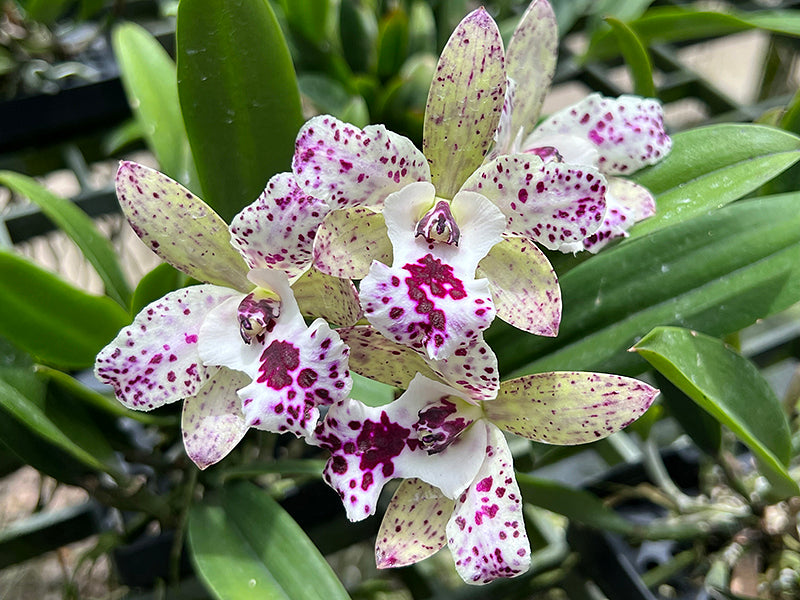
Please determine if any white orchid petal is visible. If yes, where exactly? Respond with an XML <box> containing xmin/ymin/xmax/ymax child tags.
<box><xmin>95</xmin><ymin>285</ymin><xmax>235</xmax><ymax>410</ymax></box>
<box><xmin>530</xmin><ymin>94</ymin><xmax>671</xmax><ymax>175</ymax></box>
<box><xmin>447</xmin><ymin>423</ymin><xmax>530</xmax><ymax>585</ymax></box>
<box><xmin>229</xmin><ymin>172</ymin><xmax>329</xmax><ymax>282</ymax></box>
<box><xmin>293</xmin><ymin>115</ymin><xmax>430</xmax><ymax>209</ymax></box>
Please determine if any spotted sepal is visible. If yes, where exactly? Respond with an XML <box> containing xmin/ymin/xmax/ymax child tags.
<box><xmin>292</xmin><ymin>266</ymin><xmax>363</xmax><ymax>327</ymax></box>
<box><xmin>528</xmin><ymin>93</ymin><xmax>672</xmax><ymax>175</ymax></box>
<box><xmin>423</xmin><ymin>8</ymin><xmax>506</xmax><ymax>198</ymax></box>
<box><xmin>485</xmin><ymin>371</ymin><xmax>659</xmax><ymax>445</ymax></box>
<box><xmin>181</xmin><ymin>368</ymin><xmax>250</xmax><ymax>469</ymax></box>
<box><xmin>376</xmin><ymin>478</ymin><xmax>453</xmax><ymax>569</ymax></box>
<box><xmin>95</xmin><ymin>284</ymin><xmax>236</xmax><ymax>411</ymax></box>
<box><xmin>338</xmin><ymin>325</ymin><xmax>438</xmax><ymax>389</ymax></box>
<box><xmin>477</xmin><ymin>237</ymin><xmax>561</xmax><ymax>336</ymax></box>
<box><xmin>461</xmin><ymin>154</ymin><xmax>607</xmax><ymax>251</ymax></box>
<box><xmin>229</xmin><ymin>172</ymin><xmax>329</xmax><ymax>282</ymax></box>
<box><xmin>312</xmin><ymin>206</ymin><xmax>392</xmax><ymax>279</ymax></box>
<box><xmin>504</xmin><ymin>0</ymin><xmax>558</xmax><ymax>145</ymax></box>
<box><xmin>446</xmin><ymin>422</ymin><xmax>530</xmax><ymax>585</ymax></box>
<box><xmin>293</xmin><ymin>115</ymin><xmax>430</xmax><ymax>210</ymax></box>
<box><xmin>115</xmin><ymin>161</ymin><xmax>250</xmax><ymax>291</ymax></box>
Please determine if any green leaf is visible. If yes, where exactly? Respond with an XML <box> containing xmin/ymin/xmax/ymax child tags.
<box><xmin>634</xmin><ymin>327</ymin><xmax>797</xmax><ymax>496</ymax></box>
<box><xmin>189</xmin><ymin>482</ymin><xmax>350</xmax><ymax>600</ymax></box>
<box><xmin>130</xmin><ymin>262</ymin><xmax>187</xmax><ymax>317</ymax></box>
<box><xmin>103</xmin><ymin>118</ymin><xmax>144</xmax><ymax>155</ymax></box>
<box><xmin>493</xmin><ymin>193</ymin><xmax>800</xmax><ymax>378</ymax></box>
<box><xmin>0</xmin><ymin>171</ymin><xmax>132</xmax><ymax>308</ymax></box>
<box><xmin>585</xmin><ymin>8</ymin><xmax>800</xmax><ymax>62</ymax></box>
<box><xmin>350</xmin><ymin>372</ymin><xmax>397</xmax><ymax>407</ymax></box>
<box><xmin>605</xmin><ymin>17</ymin><xmax>655</xmax><ymax>98</ymax></box>
<box><xmin>0</xmin><ymin>368</ymin><xmax>121</xmax><ymax>479</ymax></box>
<box><xmin>113</xmin><ymin>22</ymin><xmax>198</xmax><ymax>191</ymax></box>
<box><xmin>630</xmin><ymin>125</ymin><xmax>800</xmax><ymax>237</ymax></box>
<box><xmin>517</xmin><ymin>474</ymin><xmax>636</xmax><ymax>535</ymax></box>
<box><xmin>339</xmin><ymin>0</ymin><xmax>378</xmax><ymax>74</ymax></box>
<box><xmin>376</xmin><ymin>9</ymin><xmax>409</xmax><ymax>80</ymax></box>
<box><xmin>177</xmin><ymin>0</ymin><xmax>304</xmax><ymax>222</ymax></box>
<box><xmin>0</xmin><ymin>250</ymin><xmax>130</xmax><ymax>369</ymax></box>
<box><xmin>656</xmin><ymin>373</ymin><xmax>722</xmax><ymax>456</ymax></box>
<box><xmin>18</xmin><ymin>0</ymin><xmax>72</xmax><ymax>23</ymax></box>
<box><xmin>284</xmin><ymin>0</ymin><xmax>331</xmax><ymax>44</ymax></box>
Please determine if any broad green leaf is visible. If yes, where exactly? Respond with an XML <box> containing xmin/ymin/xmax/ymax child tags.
<box><xmin>0</xmin><ymin>250</ymin><xmax>130</xmax><ymax>369</ymax></box>
<box><xmin>585</xmin><ymin>8</ymin><xmax>800</xmax><ymax>62</ymax></box>
<box><xmin>656</xmin><ymin>373</ymin><xmax>721</xmax><ymax>456</ymax></box>
<box><xmin>517</xmin><ymin>474</ymin><xmax>636</xmax><ymax>535</ymax></box>
<box><xmin>103</xmin><ymin>119</ymin><xmax>144</xmax><ymax>155</ymax></box>
<box><xmin>189</xmin><ymin>482</ymin><xmax>350</xmax><ymax>600</ymax></box>
<box><xmin>339</xmin><ymin>0</ymin><xmax>377</xmax><ymax>74</ymax></box>
<box><xmin>493</xmin><ymin>193</ymin><xmax>800</xmax><ymax>378</ymax></box>
<box><xmin>350</xmin><ymin>372</ymin><xmax>397</xmax><ymax>408</ymax></box>
<box><xmin>177</xmin><ymin>0</ymin><xmax>304</xmax><ymax>221</ymax></box>
<box><xmin>634</xmin><ymin>327</ymin><xmax>797</xmax><ymax>496</ymax></box>
<box><xmin>36</xmin><ymin>365</ymin><xmax>173</xmax><ymax>426</ymax></box>
<box><xmin>0</xmin><ymin>369</ymin><xmax>121</xmax><ymax>479</ymax></box>
<box><xmin>0</xmin><ymin>171</ymin><xmax>131</xmax><ymax>308</ymax></box>
<box><xmin>113</xmin><ymin>23</ymin><xmax>198</xmax><ymax>192</ymax></box>
<box><xmin>630</xmin><ymin>124</ymin><xmax>800</xmax><ymax>237</ymax></box>
<box><xmin>407</xmin><ymin>1</ymin><xmax>436</xmax><ymax>56</ymax></box>
<box><xmin>423</xmin><ymin>8</ymin><xmax>506</xmax><ymax>198</ymax></box>
<box><xmin>18</xmin><ymin>0</ymin><xmax>71</xmax><ymax>23</ymax></box>
<box><xmin>284</xmin><ymin>0</ymin><xmax>330</xmax><ymax>44</ymax></box>
<box><xmin>130</xmin><ymin>262</ymin><xmax>187</xmax><ymax>317</ymax></box>
<box><xmin>605</xmin><ymin>17</ymin><xmax>655</xmax><ymax>98</ymax></box>
<box><xmin>376</xmin><ymin>9</ymin><xmax>409</xmax><ymax>80</ymax></box>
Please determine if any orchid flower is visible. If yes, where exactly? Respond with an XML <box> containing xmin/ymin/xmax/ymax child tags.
<box><xmin>291</xmin><ymin>8</ymin><xmax>619</xmax><ymax>364</ymax></box>
<box><xmin>95</xmin><ymin>162</ymin><xmax>359</xmax><ymax>469</ymax></box>
<box><xmin>492</xmin><ymin>0</ymin><xmax>672</xmax><ymax>252</ymax></box>
<box><xmin>314</xmin><ymin>371</ymin><xmax>658</xmax><ymax>584</ymax></box>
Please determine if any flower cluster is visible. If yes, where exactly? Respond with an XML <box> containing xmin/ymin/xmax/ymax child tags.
<box><xmin>95</xmin><ymin>0</ymin><xmax>667</xmax><ymax>585</ymax></box>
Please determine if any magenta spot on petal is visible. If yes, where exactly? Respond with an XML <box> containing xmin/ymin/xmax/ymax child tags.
<box><xmin>257</xmin><ymin>340</ymin><xmax>300</xmax><ymax>390</ymax></box>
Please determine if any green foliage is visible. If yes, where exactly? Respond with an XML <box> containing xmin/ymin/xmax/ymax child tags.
<box><xmin>605</xmin><ymin>17</ymin><xmax>655</xmax><ymax>97</ymax></box>
<box><xmin>0</xmin><ymin>250</ymin><xmax>129</xmax><ymax>369</ymax></box>
<box><xmin>0</xmin><ymin>171</ymin><xmax>131</xmax><ymax>308</ymax></box>
<box><xmin>492</xmin><ymin>193</ymin><xmax>800</xmax><ymax>377</ymax></box>
<box><xmin>188</xmin><ymin>483</ymin><xmax>351</xmax><ymax>600</ymax></box>
<box><xmin>113</xmin><ymin>22</ymin><xmax>199</xmax><ymax>192</ymax></box>
<box><xmin>177</xmin><ymin>0</ymin><xmax>304</xmax><ymax>222</ymax></box>
<box><xmin>635</xmin><ymin>327</ymin><xmax>797</xmax><ymax>496</ymax></box>
<box><xmin>631</xmin><ymin>125</ymin><xmax>800</xmax><ymax>237</ymax></box>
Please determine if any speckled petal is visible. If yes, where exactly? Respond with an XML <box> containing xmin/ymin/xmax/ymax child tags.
<box><xmin>313</xmin><ymin>206</ymin><xmax>392</xmax><ymax>279</ymax></box>
<box><xmin>181</xmin><ymin>367</ymin><xmax>249</xmax><ymax>469</ymax></box>
<box><xmin>293</xmin><ymin>115</ymin><xmax>430</xmax><ymax>209</ymax></box>
<box><xmin>461</xmin><ymin>154</ymin><xmax>607</xmax><ymax>251</ymax></box>
<box><xmin>426</xmin><ymin>336</ymin><xmax>499</xmax><ymax>403</ymax></box>
<box><xmin>338</xmin><ymin>325</ymin><xmax>438</xmax><ymax>388</ymax></box>
<box><xmin>315</xmin><ymin>374</ymin><xmax>486</xmax><ymax>521</ymax></box>
<box><xmin>292</xmin><ymin>267</ymin><xmax>363</xmax><ymax>327</ymax></box>
<box><xmin>116</xmin><ymin>161</ymin><xmax>250</xmax><ymax>291</ymax></box>
<box><xmin>360</xmin><ymin>183</ymin><xmax>500</xmax><ymax>360</ymax></box>
<box><xmin>376</xmin><ymin>478</ymin><xmax>453</xmax><ymax>569</ymax></box>
<box><xmin>485</xmin><ymin>371</ymin><xmax>659</xmax><ymax>444</ymax></box>
<box><xmin>528</xmin><ymin>94</ymin><xmax>672</xmax><ymax>175</ymax></box>
<box><xmin>229</xmin><ymin>172</ymin><xmax>329</xmax><ymax>282</ymax></box>
<box><xmin>578</xmin><ymin>177</ymin><xmax>657</xmax><ymax>253</ymax></box>
<box><xmin>237</xmin><ymin>316</ymin><xmax>352</xmax><ymax>438</ymax></box>
<box><xmin>198</xmin><ymin>269</ymin><xmax>352</xmax><ymax>439</ymax></box>
<box><xmin>423</xmin><ymin>8</ymin><xmax>506</xmax><ymax>198</ymax></box>
<box><xmin>505</xmin><ymin>0</ymin><xmax>558</xmax><ymax>144</ymax></box>
<box><xmin>477</xmin><ymin>237</ymin><xmax>561</xmax><ymax>336</ymax></box>
<box><xmin>95</xmin><ymin>285</ymin><xmax>235</xmax><ymax>410</ymax></box>
<box><xmin>447</xmin><ymin>423</ymin><xmax>530</xmax><ymax>585</ymax></box>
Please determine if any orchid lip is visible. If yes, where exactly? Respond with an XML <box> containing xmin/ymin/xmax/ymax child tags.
<box><xmin>238</xmin><ymin>288</ymin><xmax>281</xmax><ymax>344</ymax></box>
<box><xmin>412</xmin><ymin>396</ymin><xmax>475</xmax><ymax>454</ymax></box>
<box><xmin>415</xmin><ymin>200</ymin><xmax>461</xmax><ymax>246</ymax></box>
<box><xmin>525</xmin><ymin>145</ymin><xmax>562</xmax><ymax>163</ymax></box>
